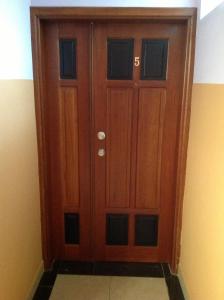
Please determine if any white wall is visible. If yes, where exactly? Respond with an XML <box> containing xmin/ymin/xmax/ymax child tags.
<box><xmin>194</xmin><ymin>2</ymin><xmax>224</xmax><ymax>83</ymax></box>
<box><xmin>200</xmin><ymin>0</ymin><xmax>224</xmax><ymax>18</ymax></box>
<box><xmin>31</xmin><ymin>0</ymin><xmax>198</xmax><ymax>7</ymax></box>
<box><xmin>0</xmin><ymin>0</ymin><xmax>32</xmax><ymax>79</ymax></box>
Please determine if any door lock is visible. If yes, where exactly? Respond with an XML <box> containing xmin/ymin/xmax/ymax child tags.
<box><xmin>98</xmin><ymin>149</ymin><xmax>105</xmax><ymax>157</ymax></box>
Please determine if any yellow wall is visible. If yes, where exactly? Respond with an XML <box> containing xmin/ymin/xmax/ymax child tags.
<box><xmin>0</xmin><ymin>80</ymin><xmax>43</xmax><ymax>300</ymax></box>
<box><xmin>179</xmin><ymin>84</ymin><xmax>224</xmax><ymax>300</ymax></box>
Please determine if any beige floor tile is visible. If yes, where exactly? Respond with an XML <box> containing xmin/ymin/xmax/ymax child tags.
<box><xmin>110</xmin><ymin>276</ymin><xmax>169</xmax><ymax>300</ymax></box>
<box><xmin>50</xmin><ymin>275</ymin><xmax>110</xmax><ymax>300</ymax></box>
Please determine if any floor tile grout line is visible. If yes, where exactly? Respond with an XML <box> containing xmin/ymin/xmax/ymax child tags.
<box><xmin>109</xmin><ymin>276</ymin><xmax>111</xmax><ymax>300</ymax></box>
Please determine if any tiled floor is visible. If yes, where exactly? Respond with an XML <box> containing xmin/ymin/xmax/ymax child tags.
<box><xmin>50</xmin><ymin>275</ymin><xmax>169</xmax><ymax>300</ymax></box>
<box><xmin>33</xmin><ymin>261</ymin><xmax>185</xmax><ymax>300</ymax></box>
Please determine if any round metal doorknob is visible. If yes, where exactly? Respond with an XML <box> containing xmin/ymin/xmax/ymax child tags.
<box><xmin>97</xmin><ymin>131</ymin><xmax>106</xmax><ymax>140</ymax></box>
<box><xmin>98</xmin><ymin>149</ymin><xmax>105</xmax><ymax>157</ymax></box>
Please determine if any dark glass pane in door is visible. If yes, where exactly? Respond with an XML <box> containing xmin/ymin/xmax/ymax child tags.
<box><xmin>59</xmin><ymin>39</ymin><xmax>77</xmax><ymax>79</ymax></box>
<box><xmin>107</xmin><ymin>39</ymin><xmax>134</xmax><ymax>80</ymax></box>
<box><xmin>141</xmin><ymin>39</ymin><xmax>168</xmax><ymax>80</ymax></box>
<box><xmin>64</xmin><ymin>213</ymin><xmax>79</xmax><ymax>244</ymax></box>
<box><xmin>106</xmin><ymin>214</ymin><xmax>129</xmax><ymax>245</ymax></box>
<box><xmin>135</xmin><ymin>215</ymin><xmax>158</xmax><ymax>246</ymax></box>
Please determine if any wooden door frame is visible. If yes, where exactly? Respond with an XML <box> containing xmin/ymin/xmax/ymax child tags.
<box><xmin>30</xmin><ymin>7</ymin><xmax>197</xmax><ymax>273</ymax></box>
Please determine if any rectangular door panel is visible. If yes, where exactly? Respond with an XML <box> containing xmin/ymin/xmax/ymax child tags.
<box><xmin>106</xmin><ymin>88</ymin><xmax>133</xmax><ymax>209</ymax></box>
<box><xmin>59</xmin><ymin>87</ymin><xmax>80</xmax><ymax>208</ymax></box>
<box><xmin>135</xmin><ymin>88</ymin><xmax>166</xmax><ymax>209</ymax></box>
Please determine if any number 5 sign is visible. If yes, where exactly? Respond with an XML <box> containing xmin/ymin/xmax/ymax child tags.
<box><xmin>134</xmin><ymin>56</ymin><xmax>140</xmax><ymax>67</ymax></box>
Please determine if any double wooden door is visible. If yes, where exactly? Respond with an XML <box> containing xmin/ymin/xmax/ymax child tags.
<box><xmin>42</xmin><ymin>20</ymin><xmax>186</xmax><ymax>263</ymax></box>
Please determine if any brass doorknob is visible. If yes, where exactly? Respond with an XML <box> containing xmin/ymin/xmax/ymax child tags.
<box><xmin>97</xmin><ymin>131</ymin><xmax>106</xmax><ymax>140</ymax></box>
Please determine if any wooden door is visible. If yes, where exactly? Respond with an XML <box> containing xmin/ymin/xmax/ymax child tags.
<box><xmin>41</xmin><ymin>19</ymin><xmax>187</xmax><ymax>264</ymax></box>
<box><xmin>92</xmin><ymin>22</ymin><xmax>187</xmax><ymax>262</ymax></box>
<box><xmin>42</xmin><ymin>21</ymin><xmax>92</xmax><ymax>261</ymax></box>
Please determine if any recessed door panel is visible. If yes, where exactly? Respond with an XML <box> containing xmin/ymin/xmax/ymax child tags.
<box><xmin>106</xmin><ymin>88</ymin><xmax>133</xmax><ymax>209</ymax></box>
<box><xmin>135</xmin><ymin>88</ymin><xmax>166</xmax><ymax>209</ymax></box>
<box><xmin>59</xmin><ymin>87</ymin><xmax>80</xmax><ymax>208</ymax></box>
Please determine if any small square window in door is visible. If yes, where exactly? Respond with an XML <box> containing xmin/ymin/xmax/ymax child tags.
<box><xmin>106</xmin><ymin>214</ymin><xmax>129</xmax><ymax>245</ymax></box>
<box><xmin>64</xmin><ymin>213</ymin><xmax>79</xmax><ymax>244</ymax></box>
<box><xmin>107</xmin><ymin>39</ymin><xmax>134</xmax><ymax>80</ymax></box>
<box><xmin>135</xmin><ymin>215</ymin><xmax>158</xmax><ymax>246</ymax></box>
<box><xmin>141</xmin><ymin>39</ymin><xmax>168</xmax><ymax>80</ymax></box>
<box><xmin>59</xmin><ymin>39</ymin><xmax>77</xmax><ymax>79</ymax></box>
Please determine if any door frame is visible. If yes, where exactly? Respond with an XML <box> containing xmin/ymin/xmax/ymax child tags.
<box><xmin>30</xmin><ymin>7</ymin><xmax>197</xmax><ymax>273</ymax></box>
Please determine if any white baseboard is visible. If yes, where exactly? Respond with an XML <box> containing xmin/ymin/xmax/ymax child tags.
<box><xmin>178</xmin><ymin>267</ymin><xmax>190</xmax><ymax>300</ymax></box>
<box><xmin>26</xmin><ymin>260</ymin><xmax>44</xmax><ymax>300</ymax></box>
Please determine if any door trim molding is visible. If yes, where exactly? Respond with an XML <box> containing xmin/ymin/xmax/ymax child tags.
<box><xmin>30</xmin><ymin>7</ymin><xmax>197</xmax><ymax>273</ymax></box>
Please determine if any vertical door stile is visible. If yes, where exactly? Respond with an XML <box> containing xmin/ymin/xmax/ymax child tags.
<box><xmin>89</xmin><ymin>21</ymin><xmax>95</xmax><ymax>261</ymax></box>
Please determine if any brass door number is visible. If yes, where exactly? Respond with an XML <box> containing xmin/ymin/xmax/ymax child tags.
<box><xmin>134</xmin><ymin>56</ymin><xmax>140</xmax><ymax>67</ymax></box>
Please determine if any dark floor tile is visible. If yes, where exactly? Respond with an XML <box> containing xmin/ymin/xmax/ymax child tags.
<box><xmin>39</xmin><ymin>271</ymin><xmax>57</xmax><ymax>286</ymax></box>
<box><xmin>94</xmin><ymin>261</ymin><xmax>163</xmax><ymax>277</ymax></box>
<box><xmin>161</xmin><ymin>263</ymin><xmax>171</xmax><ymax>278</ymax></box>
<box><xmin>52</xmin><ymin>260</ymin><xmax>60</xmax><ymax>273</ymax></box>
<box><xmin>166</xmin><ymin>275</ymin><xmax>185</xmax><ymax>300</ymax></box>
<box><xmin>58</xmin><ymin>260</ymin><xmax>93</xmax><ymax>275</ymax></box>
<box><xmin>32</xmin><ymin>286</ymin><xmax>52</xmax><ymax>300</ymax></box>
